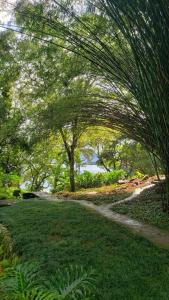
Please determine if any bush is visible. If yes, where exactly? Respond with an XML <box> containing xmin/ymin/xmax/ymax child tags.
<box><xmin>13</xmin><ymin>190</ymin><xmax>21</xmax><ymax>198</ymax></box>
<box><xmin>93</xmin><ymin>172</ymin><xmax>105</xmax><ymax>187</ymax></box>
<box><xmin>76</xmin><ymin>171</ymin><xmax>105</xmax><ymax>189</ymax></box>
<box><xmin>134</xmin><ymin>170</ymin><xmax>145</xmax><ymax>179</ymax></box>
<box><xmin>76</xmin><ymin>170</ymin><xmax>126</xmax><ymax>189</ymax></box>
<box><xmin>51</xmin><ymin>171</ymin><xmax>70</xmax><ymax>192</ymax></box>
<box><xmin>76</xmin><ymin>171</ymin><xmax>95</xmax><ymax>189</ymax></box>
<box><xmin>0</xmin><ymin>170</ymin><xmax>21</xmax><ymax>200</ymax></box>
<box><xmin>0</xmin><ymin>187</ymin><xmax>23</xmax><ymax>200</ymax></box>
<box><xmin>103</xmin><ymin>170</ymin><xmax>126</xmax><ymax>185</ymax></box>
<box><xmin>0</xmin><ymin>171</ymin><xmax>20</xmax><ymax>189</ymax></box>
<box><xmin>0</xmin><ymin>192</ymin><xmax>8</xmax><ymax>200</ymax></box>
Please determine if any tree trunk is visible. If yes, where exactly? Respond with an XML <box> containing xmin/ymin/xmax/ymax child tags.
<box><xmin>99</xmin><ymin>158</ymin><xmax>111</xmax><ymax>172</ymax></box>
<box><xmin>162</xmin><ymin>171</ymin><xmax>169</xmax><ymax>213</ymax></box>
<box><xmin>53</xmin><ymin>175</ymin><xmax>58</xmax><ymax>192</ymax></box>
<box><xmin>59</xmin><ymin>126</ymin><xmax>78</xmax><ymax>193</ymax></box>
<box><xmin>69</xmin><ymin>152</ymin><xmax>75</xmax><ymax>192</ymax></box>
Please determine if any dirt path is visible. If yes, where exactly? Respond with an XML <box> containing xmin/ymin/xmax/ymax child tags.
<box><xmin>105</xmin><ymin>183</ymin><xmax>155</xmax><ymax>209</ymax></box>
<box><xmin>70</xmin><ymin>198</ymin><xmax>169</xmax><ymax>248</ymax></box>
<box><xmin>31</xmin><ymin>186</ymin><xmax>169</xmax><ymax>248</ymax></box>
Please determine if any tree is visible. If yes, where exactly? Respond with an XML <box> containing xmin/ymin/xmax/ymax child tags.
<box><xmin>0</xmin><ymin>31</ymin><xmax>19</xmax><ymax>148</ymax></box>
<box><xmin>79</xmin><ymin>127</ymin><xmax>119</xmax><ymax>171</ymax></box>
<box><xmin>0</xmin><ymin>31</ymin><xmax>25</xmax><ymax>181</ymax></box>
<box><xmin>22</xmin><ymin>135</ymin><xmax>66</xmax><ymax>191</ymax></box>
<box><xmin>14</xmin><ymin>36</ymin><xmax>99</xmax><ymax>192</ymax></box>
<box><xmin>80</xmin><ymin>127</ymin><xmax>157</xmax><ymax>176</ymax></box>
<box><xmin>14</xmin><ymin>0</ymin><xmax>169</xmax><ymax>209</ymax></box>
<box><xmin>40</xmin><ymin>93</ymin><xmax>96</xmax><ymax>192</ymax></box>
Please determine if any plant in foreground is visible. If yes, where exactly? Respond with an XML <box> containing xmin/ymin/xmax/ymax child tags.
<box><xmin>0</xmin><ymin>262</ymin><xmax>96</xmax><ymax>300</ymax></box>
<box><xmin>0</xmin><ymin>224</ymin><xmax>13</xmax><ymax>261</ymax></box>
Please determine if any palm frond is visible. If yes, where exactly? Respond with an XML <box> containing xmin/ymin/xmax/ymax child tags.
<box><xmin>0</xmin><ymin>262</ymin><xmax>96</xmax><ymax>300</ymax></box>
<box><xmin>47</xmin><ymin>265</ymin><xmax>95</xmax><ymax>300</ymax></box>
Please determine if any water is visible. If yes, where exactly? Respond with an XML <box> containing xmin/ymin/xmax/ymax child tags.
<box><xmin>80</xmin><ymin>164</ymin><xmax>105</xmax><ymax>174</ymax></box>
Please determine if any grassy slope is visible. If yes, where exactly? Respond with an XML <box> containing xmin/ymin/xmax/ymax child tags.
<box><xmin>59</xmin><ymin>191</ymin><xmax>131</xmax><ymax>205</ymax></box>
<box><xmin>112</xmin><ymin>185</ymin><xmax>169</xmax><ymax>231</ymax></box>
<box><xmin>57</xmin><ymin>183</ymin><xmax>132</xmax><ymax>205</ymax></box>
<box><xmin>0</xmin><ymin>200</ymin><xmax>169</xmax><ymax>299</ymax></box>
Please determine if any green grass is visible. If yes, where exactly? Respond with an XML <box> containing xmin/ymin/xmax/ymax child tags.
<box><xmin>57</xmin><ymin>186</ymin><xmax>131</xmax><ymax>205</ymax></box>
<box><xmin>84</xmin><ymin>192</ymin><xmax>131</xmax><ymax>205</ymax></box>
<box><xmin>112</xmin><ymin>188</ymin><xmax>169</xmax><ymax>231</ymax></box>
<box><xmin>1</xmin><ymin>200</ymin><xmax>169</xmax><ymax>299</ymax></box>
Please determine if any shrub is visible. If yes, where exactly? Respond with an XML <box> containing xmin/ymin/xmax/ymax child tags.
<box><xmin>13</xmin><ymin>190</ymin><xmax>21</xmax><ymax>198</ymax></box>
<box><xmin>134</xmin><ymin>170</ymin><xmax>145</xmax><ymax>179</ymax></box>
<box><xmin>104</xmin><ymin>170</ymin><xmax>126</xmax><ymax>185</ymax></box>
<box><xmin>0</xmin><ymin>192</ymin><xmax>8</xmax><ymax>200</ymax></box>
<box><xmin>0</xmin><ymin>187</ymin><xmax>23</xmax><ymax>200</ymax></box>
<box><xmin>51</xmin><ymin>171</ymin><xmax>70</xmax><ymax>193</ymax></box>
<box><xmin>0</xmin><ymin>171</ymin><xmax>20</xmax><ymax>189</ymax></box>
<box><xmin>76</xmin><ymin>171</ymin><xmax>95</xmax><ymax>189</ymax></box>
<box><xmin>76</xmin><ymin>171</ymin><xmax>104</xmax><ymax>189</ymax></box>
<box><xmin>0</xmin><ymin>170</ymin><xmax>21</xmax><ymax>200</ymax></box>
<box><xmin>76</xmin><ymin>170</ymin><xmax>126</xmax><ymax>189</ymax></box>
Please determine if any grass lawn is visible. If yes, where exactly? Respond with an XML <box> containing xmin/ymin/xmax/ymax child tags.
<box><xmin>1</xmin><ymin>200</ymin><xmax>169</xmax><ymax>299</ymax></box>
<box><xmin>112</xmin><ymin>185</ymin><xmax>169</xmax><ymax>231</ymax></box>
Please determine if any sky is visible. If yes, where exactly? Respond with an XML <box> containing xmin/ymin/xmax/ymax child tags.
<box><xmin>0</xmin><ymin>0</ymin><xmax>17</xmax><ymax>25</ymax></box>
<box><xmin>0</xmin><ymin>0</ymin><xmax>85</xmax><ymax>25</ymax></box>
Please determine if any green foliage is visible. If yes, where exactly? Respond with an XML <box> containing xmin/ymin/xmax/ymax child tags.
<box><xmin>1</xmin><ymin>2</ymin><xmax>165</xmax><ymax>198</ymax></box>
<box><xmin>16</xmin><ymin>0</ymin><xmax>169</xmax><ymax>205</ymax></box>
<box><xmin>1</xmin><ymin>201</ymin><xmax>169</xmax><ymax>299</ymax></box>
<box><xmin>134</xmin><ymin>171</ymin><xmax>145</xmax><ymax>179</ymax></box>
<box><xmin>0</xmin><ymin>262</ymin><xmax>95</xmax><ymax>300</ymax></box>
<box><xmin>76</xmin><ymin>171</ymin><xmax>96</xmax><ymax>189</ymax></box>
<box><xmin>0</xmin><ymin>256</ymin><xmax>19</xmax><ymax>271</ymax></box>
<box><xmin>76</xmin><ymin>170</ymin><xmax>125</xmax><ymax>189</ymax></box>
<box><xmin>0</xmin><ymin>192</ymin><xmax>8</xmax><ymax>200</ymax></box>
<box><xmin>63</xmin><ymin>189</ymin><xmax>131</xmax><ymax>206</ymax></box>
<box><xmin>0</xmin><ymin>262</ymin><xmax>40</xmax><ymax>299</ymax></box>
<box><xmin>0</xmin><ymin>224</ymin><xmax>13</xmax><ymax>260</ymax></box>
<box><xmin>14</xmin><ymin>32</ymin><xmax>99</xmax><ymax>192</ymax></box>
<box><xmin>0</xmin><ymin>31</ymin><xmax>26</xmax><ymax>200</ymax></box>
<box><xmin>51</xmin><ymin>170</ymin><xmax>70</xmax><ymax>192</ymax></box>
<box><xmin>0</xmin><ymin>171</ymin><xmax>20</xmax><ymax>189</ymax></box>
<box><xmin>104</xmin><ymin>170</ymin><xmax>126</xmax><ymax>185</ymax></box>
<box><xmin>22</xmin><ymin>137</ymin><xmax>68</xmax><ymax>192</ymax></box>
<box><xmin>96</xmin><ymin>138</ymin><xmax>157</xmax><ymax>176</ymax></box>
<box><xmin>0</xmin><ymin>225</ymin><xmax>95</xmax><ymax>299</ymax></box>
<box><xmin>0</xmin><ymin>170</ymin><xmax>21</xmax><ymax>200</ymax></box>
<box><xmin>0</xmin><ymin>31</ymin><xmax>23</xmax><ymax>174</ymax></box>
<box><xmin>45</xmin><ymin>265</ymin><xmax>95</xmax><ymax>300</ymax></box>
<box><xmin>112</xmin><ymin>184</ymin><xmax>169</xmax><ymax>231</ymax></box>
<box><xmin>0</xmin><ymin>188</ymin><xmax>20</xmax><ymax>200</ymax></box>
